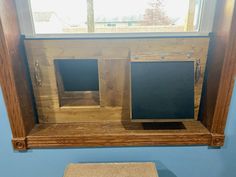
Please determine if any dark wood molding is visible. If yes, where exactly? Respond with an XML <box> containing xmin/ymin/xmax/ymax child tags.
<box><xmin>26</xmin><ymin>121</ymin><xmax>212</xmax><ymax>148</ymax></box>
<box><xmin>210</xmin><ymin>1</ymin><xmax>236</xmax><ymax>134</ymax></box>
<box><xmin>202</xmin><ymin>0</ymin><xmax>236</xmax><ymax>134</ymax></box>
<box><xmin>12</xmin><ymin>137</ymin><xmax>28</xmax><ymax>151</ymax></box>
<box><xmin>210</xmin><ymin>134</ymin><xmax>225</xmax><ymax>147</ymax></box>
<box><xmin>0</xmin><ymin>0</ymin><xmax>35</xmax><ymax>139</ymax></box>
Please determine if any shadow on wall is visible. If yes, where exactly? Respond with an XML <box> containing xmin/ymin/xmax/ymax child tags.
<box><xmin>155</xmin><ymin>161</ymin><xmax>178</xmax><ymax>177</ymax></box>
<box><xmin>158</xmin><ymin>169</ymin><xmax>177</xmax><ymax>177</ymax></box>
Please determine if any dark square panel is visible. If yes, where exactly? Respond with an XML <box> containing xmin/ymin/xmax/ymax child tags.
<box><xmin>131</xmin><ymin>61</ymin><xmax>194</xmax><ymax>120</ymax></box>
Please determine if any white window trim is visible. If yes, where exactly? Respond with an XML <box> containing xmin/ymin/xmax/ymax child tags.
<box><xmin>15</xmin><ymin>0</ymin><xmax>35</xmax><ymax>36</ymax></box>
<box><xmin>15</xmin><ymin>0</ymin><xmax>217</xmax><ymax>38</ymax></box>
<box><xmin>199</xmin><ymin>0</ymin><xmax>217</xmax><ymax>33</ymax></box>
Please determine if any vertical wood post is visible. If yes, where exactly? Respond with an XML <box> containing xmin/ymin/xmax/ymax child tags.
<box><xmin>0</xmin><ymin>0</ymin><xmax>35</xmax><ymax>150</ymax></box>
<box><xmin>200</xmin><ymin>0</ymin><xmax>236</xmax><ymax>146</ymax></box>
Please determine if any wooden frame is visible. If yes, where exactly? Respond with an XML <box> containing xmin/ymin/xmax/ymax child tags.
<box><xmin>0</xmin><ymin>0</ymin><xmax>235</xmax><ymax>150</ymax></box>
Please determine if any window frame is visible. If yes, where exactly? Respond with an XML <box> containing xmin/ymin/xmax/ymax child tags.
<box><xmin>1</xmin><ymin>0</ymin><xmax>235</xmax><ymax>151</ymax></box>
<box><xmin>15</xmin><ymin>0</ymin><xmax>217</xmax><ymax>38</ymax></box>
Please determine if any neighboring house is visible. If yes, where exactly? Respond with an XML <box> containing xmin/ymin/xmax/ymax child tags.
<box><xmin>33</xmin><ymin>12</ymin><xmax>67</xmax><ymax>33</ymax></box>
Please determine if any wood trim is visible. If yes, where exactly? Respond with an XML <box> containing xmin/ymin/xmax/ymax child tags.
<box><xmin>210</xmin><ymin>1</ymin><xmax>236</xmax><ymax>134</ymax></box>
<box><xmin>210</xmin><ymin>133</ymin><xmax>225</xmax><ymax>147</ymax></box>
<box><xmin>26</xmin><ymin>121</ymin><xmax>212</xmax><ymax>148</ymax></box>
<box><xmin>201</xmin><ymin>0</ymin><xmax>236</xmax><ymax>135</ymax></box>
<box><xmin>0</xmin><ymin>0</ymin><xmax>35</xmax><ymax>138</ymax></box>
<box><xmin>12</xmin><ymin>137</ymin><xmax>27</xmax><ymax>151</ymax></box>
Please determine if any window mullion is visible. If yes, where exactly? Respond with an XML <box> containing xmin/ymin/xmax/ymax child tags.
<box><xmin>87</xmin><ymin>0</ymin><xmax>95</xmax><ymax>33</ymax></box>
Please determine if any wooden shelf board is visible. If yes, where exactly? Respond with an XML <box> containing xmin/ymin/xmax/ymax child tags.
<box><xmin>27</xmin><ymin>121</ymin><xmax>212</xmax><ymax>148</ymax></box>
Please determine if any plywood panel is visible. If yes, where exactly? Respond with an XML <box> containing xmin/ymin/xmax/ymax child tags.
<box><xmin>24</xmin><ymin>38</ymin><xmax>209</xmax><ymax>123</ymax></box>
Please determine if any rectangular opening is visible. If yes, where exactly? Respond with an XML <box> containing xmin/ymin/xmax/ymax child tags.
<box><xmin>54</xmin><ymin>59</ymin><xmax>100</xmax><ymax>107</ymax></box>
<box><xmin>131</xmin><ymin>61</ymin><xmax>195</xmax><ymax>121</ymax></box>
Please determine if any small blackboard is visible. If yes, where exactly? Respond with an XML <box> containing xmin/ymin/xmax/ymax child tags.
<box><xmin>131</xmin><ymin>61</ymin><xmax>194</xmax><ymax>120</ymax></box>
<box><xmin>55</xmin><ymin>59</ymin><xmax>99</xmax><ymax>92</ymax></box>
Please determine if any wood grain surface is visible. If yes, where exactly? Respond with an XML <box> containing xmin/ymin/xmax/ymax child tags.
<box><xmin>0</xmin><ymin>0</ymin><xmax>35</xmax><ymax>140</ymax></box>
<box><xmin>24</xmin><ymin>38</ymin><xmax>209</xmax><ymax>123</ymax></box>
<box><xmin>27</xmin><ymin>120</ymin><xmax>211</xmax><ymax>148</ymax></box>
<box><xmin>201</xmin><ymin>0</ymin><xmax>236</xmax><ymax>135</ymax></box>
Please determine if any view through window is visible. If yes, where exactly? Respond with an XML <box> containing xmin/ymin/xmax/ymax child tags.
<box><xmin>30</xmin><ymin>0</ymin><xmax>203</xmax><ymax>34</ymax></box>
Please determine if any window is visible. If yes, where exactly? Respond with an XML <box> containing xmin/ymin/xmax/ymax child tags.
<box><xmin>15</xmin><ymin>0</ymin><xmax>217</xmax><ymax>36</ymax></box>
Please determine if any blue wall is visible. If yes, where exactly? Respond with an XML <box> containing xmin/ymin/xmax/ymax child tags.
<box><xmin>0</xmin><ymin>84</ymin><xmax>236</xmax><ymax>177</ymax></box>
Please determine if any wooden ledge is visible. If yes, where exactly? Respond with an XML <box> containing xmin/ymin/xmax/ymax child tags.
<box><xmin>26</xmin><ymin>121</ymin><xmax>212</xmax><ymax>148</ymax></box>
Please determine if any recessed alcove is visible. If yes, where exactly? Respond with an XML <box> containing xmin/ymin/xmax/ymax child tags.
<box><xmin>54</xmin><ymin>59</ymin><xmax>100</xmax><ymax>107</ymax></box>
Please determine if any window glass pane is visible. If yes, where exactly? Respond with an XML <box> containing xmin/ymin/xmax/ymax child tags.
<box><xmin>30</xmin><ymin>0</ymin><xmax>87</xmax><ymax>33</ymax></box>
<box><xmin>30</xmin><ymin>0</ymin><xmax>203</xmax><ymax>34</ymax></box>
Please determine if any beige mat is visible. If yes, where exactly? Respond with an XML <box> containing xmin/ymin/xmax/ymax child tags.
<box><xmin>64</xmin><ymin>162</ymin><xmax>159</xmax><ymax>177</ymax></box>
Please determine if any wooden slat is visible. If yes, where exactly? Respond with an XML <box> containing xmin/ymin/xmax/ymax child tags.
<box><xmin>99</xmin><ymin>59</ymin><xmax>129</xmax><ymax>107</ymax></box>
<box><xmin>60</xmin><ymin>91</ymin><xmax>100</xmax><ymax>106</ymax></box>
<box><xmin>27</xmin><ymin>121</ymin><xmax>211</xmax><ymax>148</ymax></box>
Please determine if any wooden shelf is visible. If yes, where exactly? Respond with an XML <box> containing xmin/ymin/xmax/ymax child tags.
<box><xmin>26</xmin><ymin>121</ymin><xmax>212</xmax><ymax>148</ymax></box>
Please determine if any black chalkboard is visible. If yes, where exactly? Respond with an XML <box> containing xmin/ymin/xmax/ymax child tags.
<box><xmin>131</xmin><ymin>61</ymin><xmax>194</xmax><ymax>120</ymax></box>
<box><xmin>55</xmin><ymin>59</ymin><xmax>99</xmax><ymax>91</ymax></box>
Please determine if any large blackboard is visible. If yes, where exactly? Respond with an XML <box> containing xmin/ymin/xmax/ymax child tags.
<box><xmin>55</xmin><ymin>59</ymin><xmax>99</xmax><ymax>91</ymax></box>
<box><xmin>131</xmin><ymin>61</ymin><xmax>194</xmax><ymax>120</ymax></box>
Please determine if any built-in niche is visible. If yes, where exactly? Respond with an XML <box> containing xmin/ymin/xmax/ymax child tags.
<box><xmin>54</xmin><ymin>59</ymin><xmax>100</xmax><ymax>107</ymax></box>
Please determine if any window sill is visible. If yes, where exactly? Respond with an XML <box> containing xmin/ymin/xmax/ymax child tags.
<box><xmin>18</xmin><ymin>120</ymin><xmax>220</xmax><ymax>149</ymax></box>
<box><xmin>24</xmin><ymin>32</ymin><xmax>210</xmax><ymax>40</ymax></box>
